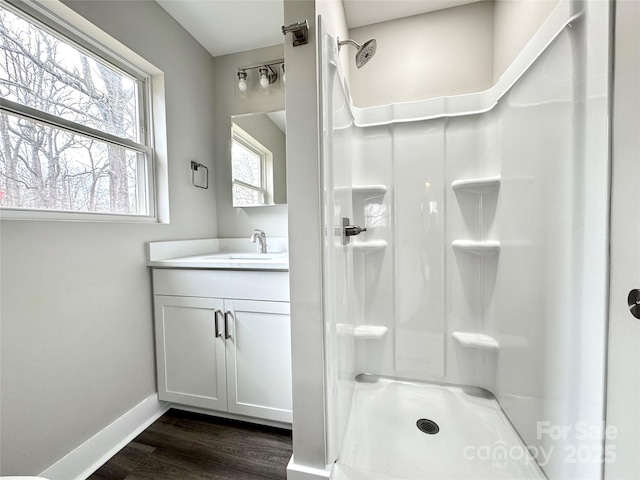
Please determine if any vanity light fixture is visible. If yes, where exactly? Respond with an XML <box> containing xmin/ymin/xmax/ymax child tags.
<box><xmin>236</xmin><ymin>59</ymin><xmax>284</xmax><ymax>95</ymax></box>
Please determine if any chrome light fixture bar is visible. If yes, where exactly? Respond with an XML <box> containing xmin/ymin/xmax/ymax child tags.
<box><xmin>237</xmin><ymin>58</ymin><xmax>284</xmax><ymax>92</ymax></box>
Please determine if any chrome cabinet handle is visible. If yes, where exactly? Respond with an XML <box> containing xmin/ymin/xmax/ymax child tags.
<box><xmin>628</xmin><ymin>289</ymin><xmax>640</xmax><ymax>319</ymax></box>
<box><xmin>224</xmin><ymin>311</ymin><xmax>232</xmax><ymax>339</ymax></box>
<box><xmin>214</xmin><ymin>310</ymin><xmax>222</xmax><ymax>338</ymax></box>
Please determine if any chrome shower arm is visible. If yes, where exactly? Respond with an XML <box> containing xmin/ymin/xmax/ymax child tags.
<box><xmin>337</xmin><ymin>38</ymin><xmax>362</xmax><ymax>51</ymax></box>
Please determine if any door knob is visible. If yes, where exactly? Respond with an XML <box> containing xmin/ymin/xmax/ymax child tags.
<box><xmin>628</xmin><ymin>289</ymin><xmax>640</xmax><ymax>319</ymax></box>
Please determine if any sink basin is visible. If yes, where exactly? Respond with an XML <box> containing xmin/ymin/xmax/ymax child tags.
<box><xmin>202</xmin><ymin>252</ymin><xmax>288</xmax><ymax>261</ymax></box>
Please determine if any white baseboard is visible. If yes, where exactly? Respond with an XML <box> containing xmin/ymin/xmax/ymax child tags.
<box><xmin>40</xmin><ymin>394</ymin><xmax>170</xmax><ymax>480</ymax></box>
<box><xmin>287</xmin><ymin>455</ymin><xmax>331</xmax><ymax>480</ymax></box>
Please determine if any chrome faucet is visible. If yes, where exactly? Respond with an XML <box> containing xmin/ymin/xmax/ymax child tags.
<box><xmin>250</xmin><ymin>229</ymin><xmax>267</xmax><ymax>254</ymax></box>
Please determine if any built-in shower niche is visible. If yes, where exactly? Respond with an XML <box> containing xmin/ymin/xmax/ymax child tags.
<box><xmin>452</xmin><ymin>176</ymin><xmax>500</xmax><ymax>241</ymax></box>
<box><xmin>348</xmin><ymin>184</ymin><xmax>394</xmax><ymax>372</ymax></box>
<box><xmin>350</xmin><ymin>184</ymin><xmax>389</xmax><ymax>255</ymax></box>
<box><xmin>450</xmin><ymin>175</ymin><xmax>501</xmax><ymax>353</ymax></box>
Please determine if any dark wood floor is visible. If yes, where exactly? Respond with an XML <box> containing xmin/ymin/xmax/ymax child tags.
<box><xmin>88</xmin><ymin>409</ymin><xmax>292</xmax><ymax>480</ymax></box>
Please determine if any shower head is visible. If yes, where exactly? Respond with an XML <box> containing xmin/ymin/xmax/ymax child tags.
<box><xmin>356</xmin><ymin>39</ymin><xmax>377</xmax><ymax>68</ymax></box>
<box><xmin>337</xmin><ymin>37</ymin><xmax>377</xmax><ymax>68</ymax></box>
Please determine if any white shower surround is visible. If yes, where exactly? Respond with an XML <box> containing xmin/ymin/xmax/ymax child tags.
<box><xmin>320</xmin><ymin>1</ymin><xmax>610</xmax><ymax>479</ymax></box>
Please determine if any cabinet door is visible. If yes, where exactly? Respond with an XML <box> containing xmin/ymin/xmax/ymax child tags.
<box><xmin>154</xmin><ymin>295</ymin><xmax>227</xmax><ymax>411</ymax></box>
<box><xmin>224</xmin><ymin>299</ymin><xmax>292</xmax><ymax>423</ymax></box>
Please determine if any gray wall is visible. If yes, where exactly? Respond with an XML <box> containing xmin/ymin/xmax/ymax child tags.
<box><xmin>493</xmin><ymin>0</ymin><xmax>559</xmax><ymax>81</ymax></box>
<box><xmin>346</xmin><ymin>0</ymin><xmax>559</xmax><ymax>108</ymax></box>
<box><xmin>348</xmin><ymin>1</ymin><xmax>495</xmax><ymax>107</ymax></box>
<box><xmin>213</xmin><ymin>45</ymin><xmax>288</xmax><ymax>238</ymax></box>
<box><xmin>0</xmin><ymin>0</ymin><xmax>218</xmax><ymax>474</ymax></box>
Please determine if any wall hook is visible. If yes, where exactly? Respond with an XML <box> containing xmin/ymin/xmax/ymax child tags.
<box><xmin>282</xmin><ymin>20</ymin><xmax>309</xmax><ymax>46</ymax></box>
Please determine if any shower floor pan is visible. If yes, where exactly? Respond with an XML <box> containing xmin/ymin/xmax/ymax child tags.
<box><xmin>331</xmin><ymin>376</ymin><xmax>545</xmax><ymax>480</ymax></box>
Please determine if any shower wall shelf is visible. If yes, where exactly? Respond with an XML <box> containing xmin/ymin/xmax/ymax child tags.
<box><xmin>451</xmin><ymin>240</ymin><xmax>500</xmax><ymax>255</ymax></box>
<box><xmin>452</xmin><ymin>331</ymin><xmax>499</xmax><ymax>351</ymax></box>
<box><xmin>451</xmin><ymin>172</ymin><xmax>501</xmax><ymax>360</ymax></box>
<box><xmin>452</xmin><ymin>176</ymin><xmax>501</xmax><ymax>194</ymax></box>
<box><xmin>354</xmin><ymin>325</ymin><xmax>388</xmax><ymax>339</ymax></box>
<box><xmin>353</xmin><ymin>240</ymin><xmax>387</xmax><ymax>253</ymax></box>
<box><xmin>352</xmin><ymin>185</ymin><xmax>388</xmax><ymax>196</ymax></box>
<box><xmin>335</xmin><ymin>185</ymin><xmax>388</xmax><ymax>196</ymax></box>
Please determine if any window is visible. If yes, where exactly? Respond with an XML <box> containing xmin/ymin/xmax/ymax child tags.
<box><xmin>231</xmin><ymin>124</ymin><xmax>273</xmax><ymax>207</ymax></box>
<box><xmin>0</xmin><ymin>2</ymin><xmax>154</xmax><ymax>218</ymax></box>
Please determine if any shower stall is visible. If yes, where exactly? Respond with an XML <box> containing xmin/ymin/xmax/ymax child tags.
<box><xmin>317</xmin><ymin>1</ymin><xmax>610</xmax><ymax>478</ymax></box>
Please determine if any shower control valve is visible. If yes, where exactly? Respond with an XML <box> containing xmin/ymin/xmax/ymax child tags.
<box><xmin>345</xmin><ymin>225</ymin><xmax>367</xmax><ymax>237</ymax></box>
<box><xmin>341</xmin><ymin>217</ymin><xmax>367</xmax><ymax>245</ymax></box>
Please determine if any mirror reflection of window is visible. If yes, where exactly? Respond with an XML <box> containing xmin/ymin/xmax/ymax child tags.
<box><xmin>230</xmin><ymin>110</ymin><xmax>286</xmax><ymax>207</ymax></box>
<box><xmin>231</xmin><ymin>125</ymin><xmax>272</xmax><ymax>206</ymax></box>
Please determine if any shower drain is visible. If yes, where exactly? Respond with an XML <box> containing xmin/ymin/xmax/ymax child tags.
<box><xmin>416</xmin><ymin>418</ymin><xmax>439</xmax><ymax>435</ymax></box>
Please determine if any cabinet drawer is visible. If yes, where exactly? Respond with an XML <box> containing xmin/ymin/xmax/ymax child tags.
<box><xmin>152</xmin><ymin>269</ymin><xmax>289</xmax><ymax>301</ymax></box>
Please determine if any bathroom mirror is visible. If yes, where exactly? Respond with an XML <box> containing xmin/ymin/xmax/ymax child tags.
<box><xmin>231</xmin><ymin>110</ymin><xmax>286</xmax><ymax>207</ymax></box>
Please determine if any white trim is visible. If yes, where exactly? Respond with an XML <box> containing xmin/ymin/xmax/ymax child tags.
<box><xmin>0</xmin><ymin>208</ymin><xmax>158</xmax><ymax>223</ymax></box>
<box><xmin>287</xmin><ymin>456</ymin><xmax>331</xmax><ymax>480</ymax></box>
<box><xmin>149</xmin><ymin>74</ymin><xmax>169</xmax><ymax>224</ymax></box>
<box><xmin>39</xmin><ymin>394</ymin><xmax>170</xmax><ymax>480</ymax></box>
<box><xmin>0</xmin><ymin>98</ymin><xmax>149</xmax><ymax>153</ymax></box>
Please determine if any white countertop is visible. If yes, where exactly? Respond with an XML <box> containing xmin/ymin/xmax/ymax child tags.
<box><xmin>146</xmin><ymin>238</ymin><xmax>289</xmax><ymax>271</ymax></box>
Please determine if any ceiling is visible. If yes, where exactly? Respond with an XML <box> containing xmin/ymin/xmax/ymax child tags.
<box><xmin>344</xmin><ymin>0</ymin><xmax>482</xmax><ymax>29</ymax></box>
<box><xmin>266</xmin><ymin>110</ymin><xmax>287</xmax><ymax>133</ymax></box>
<box><xmin>156</xmin><ymin>0</ymin><xmax>484</xmax><ymax>58</ymax></box>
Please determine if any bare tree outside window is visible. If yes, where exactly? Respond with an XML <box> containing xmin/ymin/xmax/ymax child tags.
<box><xmin>232</xmin><ymin>138</ymin><xmax>264</xmax><ymax>206</ymax></box>
<box><xmin>0</xmin><ymin>5</ymin><xmax>148</xmax><ymax>215</ymax></box>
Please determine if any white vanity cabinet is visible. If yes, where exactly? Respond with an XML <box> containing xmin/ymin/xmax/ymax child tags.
<box><xmin>152</xmin><ymin>269</ymin><xmax>292</xmax><ymax>424</ymax></box>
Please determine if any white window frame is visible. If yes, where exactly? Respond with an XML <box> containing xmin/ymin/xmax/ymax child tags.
<box><xmin>231</xmin><ymin>123</ymin><xmax>274</xmax><ymax>207</ymax></box>
<box><xmin>0</xmin><ymin>0</ymin><xmax>168</xmax><ymax>223</ymax></box>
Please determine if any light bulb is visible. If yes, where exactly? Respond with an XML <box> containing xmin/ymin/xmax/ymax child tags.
<box><xmin>258</xmin><ymin>67</ymin><xmax>271</xmax><ymax>88</ymax></box>
<box><xmin>237</xmin><ymin>70</ymin><xmax>248</xmax><ymax>92</ymax></box>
